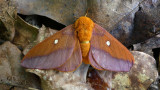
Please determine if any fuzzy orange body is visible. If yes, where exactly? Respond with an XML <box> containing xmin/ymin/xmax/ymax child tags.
<box><xmin>74</xmin><ymin>16</ymin><xmax>94</xmax><ymax>64</ymax></box>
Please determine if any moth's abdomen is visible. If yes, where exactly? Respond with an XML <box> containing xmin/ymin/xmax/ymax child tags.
<box><xmin>74</xmin><ymin>16</ymin><xmax>94</xmax><ymax>64</ymax></box>
<box><xmin>80</xmin><ymin>43</ymin><xmax>90</xmax><ymax>64</ymax></box>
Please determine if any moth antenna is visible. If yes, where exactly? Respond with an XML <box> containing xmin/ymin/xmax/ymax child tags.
<box><xmin>85</xmin><ymin>13</ymin><xmax>87</xmax><ymax>17</ymax></box>
<box><xmin>85</xmin><ymin>8</ymin><xmax>89</xmax><ymax>17</ymax></box>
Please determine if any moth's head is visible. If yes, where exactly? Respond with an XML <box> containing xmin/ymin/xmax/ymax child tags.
<box><xmin>74</xmin><ymin>16</ymin><xmax>94</xmax><ymax>30</ymax></box>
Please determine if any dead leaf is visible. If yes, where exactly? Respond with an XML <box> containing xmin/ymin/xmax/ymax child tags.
<box><xmin>0</xmin><ymin>41</ymin><xmax>41</xmax><ymax>89</ymax></box>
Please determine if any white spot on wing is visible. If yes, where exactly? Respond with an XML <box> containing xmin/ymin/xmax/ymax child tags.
<box><xmin>106</xmin><ymin>41</ymin><xmax>110</xmax><ymax>46</ymax></box>
<box><xmin>54</xmin><ymin>39</ymin><xmax>58</xmax><ymax>44</ymax></box>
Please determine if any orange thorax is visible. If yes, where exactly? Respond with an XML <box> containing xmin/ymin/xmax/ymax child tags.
<box><xmin>74</xmin><ymin>16</ymin><xmax>94</xmax><ymax>64</ymax></box>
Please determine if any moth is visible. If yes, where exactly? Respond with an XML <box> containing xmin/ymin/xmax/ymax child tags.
<box><xmin>21</xmin><ymin>16</ymin><xmax>134</xmax><ymax>72</ymax></box>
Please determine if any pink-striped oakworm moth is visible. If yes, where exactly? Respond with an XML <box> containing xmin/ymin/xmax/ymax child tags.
<box><xmin>21</xmin><ymin>16</ymin><xmax>134</xmax><ymax>72</ymax></box>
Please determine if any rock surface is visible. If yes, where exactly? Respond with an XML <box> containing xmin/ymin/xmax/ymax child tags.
<box><xmin>27</xmin><ymin>64</ymin><xmax>92</xmax><ymax>90</ymax></box>
<box><xmin>88</xmin><ymin>51</ymin><xmax>158</xmax><ymax>90</ymax></box>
